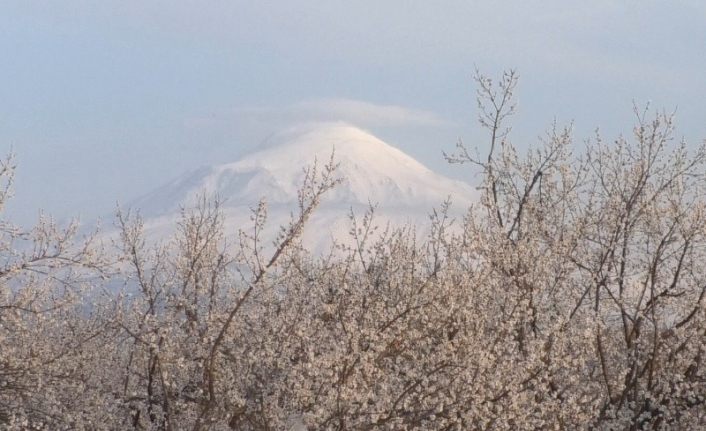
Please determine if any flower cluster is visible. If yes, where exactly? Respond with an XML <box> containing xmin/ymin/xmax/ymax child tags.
<box><xmin>2</xmin><ymin>73</ymin><xmax>706</xmax><ymax>430</ymax></box>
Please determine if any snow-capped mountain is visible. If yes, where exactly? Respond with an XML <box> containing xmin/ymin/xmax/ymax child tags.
<box><xmin>125</xmin><ymin>123</ymin><xmax>476</xmax><ymax>251</ymax></box>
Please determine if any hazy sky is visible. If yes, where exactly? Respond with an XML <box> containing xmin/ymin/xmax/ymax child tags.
<box><xmin>2</xmin><ymin>1</ymin><xmax>705</xmax><ymax>223</ymax></box>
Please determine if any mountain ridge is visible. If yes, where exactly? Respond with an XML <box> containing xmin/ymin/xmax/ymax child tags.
<box><xmin>122</xmin><ymin>123</ymin><xmax>476</xmax><ymax>251</ymax></box>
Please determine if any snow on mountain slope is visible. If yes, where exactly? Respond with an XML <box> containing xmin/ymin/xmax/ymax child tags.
<box><xmin>125</xmin><ymin>123</ymin><xmax>476</xmax><ymax>251</ymax></box>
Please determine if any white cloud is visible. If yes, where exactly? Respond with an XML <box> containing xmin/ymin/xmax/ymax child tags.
<box><xmin>289</xmin><ymin>99</ymin><xmax>451</xmax><ymax>128</ymax></box>
<box><xmin>183</xmin><ymin>98</ymin><xmax>452</xmax><ymax>132</ymax></box>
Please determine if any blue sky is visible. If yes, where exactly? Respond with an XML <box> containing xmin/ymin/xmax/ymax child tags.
<box><xmin>2</xmin><ymin>1</ymin><xmax>705</xmax><ymax>223</ymax></box>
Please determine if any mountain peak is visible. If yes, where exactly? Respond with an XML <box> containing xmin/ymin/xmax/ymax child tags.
<box><xmin>229</xmin><ymin>122</ymin><xmax>430</xmax><ymax>176</ymax></box>
<box><xmin>129</xmin><ymin>123</ymin><xmax>475</xmax><ymax>221</ymax></box>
